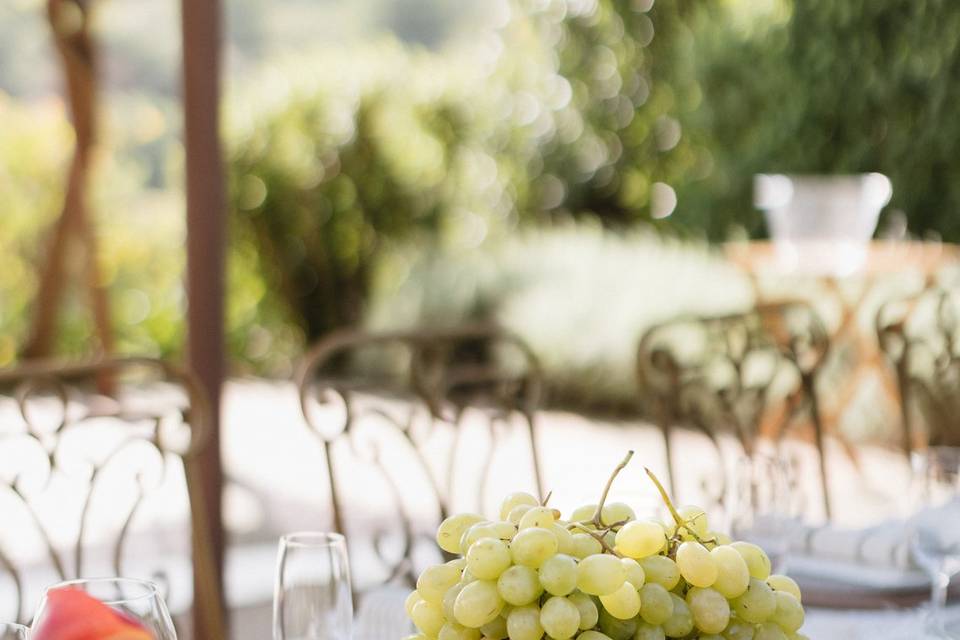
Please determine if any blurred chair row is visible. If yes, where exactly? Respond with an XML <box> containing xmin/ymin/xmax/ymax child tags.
<box><xmin>1</xmin><ymin>286</ymin><xmax>959</xmax><ymax>633</ymax></box>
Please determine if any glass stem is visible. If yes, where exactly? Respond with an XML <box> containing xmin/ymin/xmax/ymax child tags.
<box><xmin>929</xmin><ymin>571</ymin><xmax>950</xmax><ymax>634</ymax></box>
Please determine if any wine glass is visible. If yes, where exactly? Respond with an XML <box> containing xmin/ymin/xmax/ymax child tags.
<box><xmin>0</xmin><ymin>623</ymin><xmax>29</xmax><ymax>640</ymax></box>
<box><xmin>908</xmin><ymin>447</ymin><xmax>960</xmax><ymax>638</ymax></box>
<box><xmin>274</xmin><ymin>532</ymin><xmax>353</xmax><ymax>640</ymax></box>
<box><xmin>726</xmin><ymin>451</ymin><xmax>800</xmax><ymax>573</ymax></box>
<box><xmin>32</xmin><ymin>577</ymin><xmax>176</xmax><ymax>640</ymax></box>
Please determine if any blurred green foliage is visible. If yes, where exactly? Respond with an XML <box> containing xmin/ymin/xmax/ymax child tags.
<box><xmin>229</xmin><ymin>0</ymin><xmax>704</xmax><ymax>341</ymax></box>
<box><xmin>667</xmin><ymin>0</ymin><xmax>960</xmax><ymax>239</ymax></box>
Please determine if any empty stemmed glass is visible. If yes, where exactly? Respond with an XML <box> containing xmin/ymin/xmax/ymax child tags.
<box><xmin>908</xmin><ymin>447</ymin><xmax>960</xmax><ymax>638</ymax></box>
<box><xmin>727</xmin><ymin>451</ymin><xmax>801</xmax><ymax>573</ymax></box>
<box><xmin>32</xmin><ymin>577</ymin><xmax>177</xmax><ymax>640</ymax></box>
<box><xmin>274</xmin><ymin>532</ymin><xmax>353</xmax><ymax>640</ymax></box>
<box><xmin>0</xmin><ymin>623</ymin><xmax>29</xmax><ymax>640</ymax></box>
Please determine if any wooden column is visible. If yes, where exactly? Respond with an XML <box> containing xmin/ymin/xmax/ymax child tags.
<box><xmin>180</xmin><ymin>0</ymin><xmax>227</xmax><ymax>637</ymax></box>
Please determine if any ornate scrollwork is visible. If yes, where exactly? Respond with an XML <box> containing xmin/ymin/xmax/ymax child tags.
<box><xmin>637</xmin><ymin>302</ymin><xmax>832</xmax><ymax>518</ymax></box>
<box><xmin>877</xmin><ymin>286</ymin><xmax>960</xmax><ymax>455</ymax></box>
<box><xmin>0</xmin><ymin>357</ymin><xmax>214</xmax><ymax>626</ymax></box>
<box><xmin>295</xmin><ymin>325</ymin><xmax>544</xmax><ymax>592</ymax></box>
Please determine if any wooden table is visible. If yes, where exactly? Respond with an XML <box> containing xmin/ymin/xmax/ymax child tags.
<box><xmin>724</xmin><ymin>240</ymin><xmax>960</xmax><ymax>438</ymax></box>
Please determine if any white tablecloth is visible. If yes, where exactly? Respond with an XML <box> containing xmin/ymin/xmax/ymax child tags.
<box><xmin>804</xmin><ymin>606</ymin><xmax>959</xmax><ymax>639</ymax></box>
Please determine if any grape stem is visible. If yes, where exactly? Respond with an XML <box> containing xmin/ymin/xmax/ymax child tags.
<box><xmin>569</xmin><ymin>522</ymin><xmax>623</xmax><ymax>557</ymax></box>
<box><xmin>590</xmin><ymin>450</ymin><xmax>634</xmax><ymax>528</ymax></box>
<box><xmin>644</xmin><ymin>466</ymin><xmax>716</xmax><ymax>550</ymax></box>
<box><xmin>541</xmin><ymin>490</ymin><xmax>554</xmax><ymax>506</ymax></box>
<box><xmin>644</xmin><ymin>466</ymin><xmax>683</xmax><ymax>527</ymax></box>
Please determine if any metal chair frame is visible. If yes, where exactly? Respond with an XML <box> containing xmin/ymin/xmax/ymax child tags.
<box><xmin>0</xmin><ymin>357</ymin><xmax>225</xmax><ymax>637</ymax></box>
<box><xmin>295</xmin><ymin>324</ymin><xmax>544</xmax><ymax>590</ymax></box>
<box><xmin>636</xmin><ymin>302</ymin><xmax>832</xmax><ymax>518</ymax></box>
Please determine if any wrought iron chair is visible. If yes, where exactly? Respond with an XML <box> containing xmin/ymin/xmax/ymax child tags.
<box><xmin>295</xmin><ymin>325</ymin><xmax>544</xmax><ymax>595</ymax></box>
<box><xmin>877</xmin><ymin>286</ymin><xmax>960</xmax><ymax>457</ymax></box>
<box><xmin>636</xmin><ymin>301</ymin><xmax>832</xmax><ymax>518</ymax></box>
<box><xmin>0</xmin><ymin>357</ymin><xmax>224</xmax><ymax>638</ymax></box>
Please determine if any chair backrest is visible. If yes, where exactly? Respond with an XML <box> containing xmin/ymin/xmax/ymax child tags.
<box><xmin>295</xmin><ymin>324</ymin><xmax>544</xmax><ymax>591</ymax></box>
<box><xmin>877</xmin><ymin>286</ymin><xmax>960</xmax><ymax>454</ymax></box>
<box><xmin>636</xmin><ymin>301</ymin><xmax>832</xmax><ymax>517</ymax></box>
<box><xmin>0</xmin><ymin>357</ymin><xmax>223</xmax><ymax>636</ymax></box>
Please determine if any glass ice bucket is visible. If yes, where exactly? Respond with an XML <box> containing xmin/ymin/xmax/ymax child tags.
<box><xmin>754</xmin><ymin>173</ymin><xmax>892</xmax><ymax>275</ymax></box>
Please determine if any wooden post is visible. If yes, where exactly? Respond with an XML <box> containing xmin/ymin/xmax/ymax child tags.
<box><xmin>25</xmin><ymin>0</ymin><xmax>114</xmax><ymax>367</ymax></box>
<box><xmin>180</xmin><ymin>0</ymin><xmax>227</xmax><ymax>637</ymax></box>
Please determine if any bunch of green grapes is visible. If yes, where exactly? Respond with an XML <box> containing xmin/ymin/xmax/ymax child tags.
<box><xmin>403</xmin><ymin>452</ymin><xmax>807</xmax><ymax>640</ymax></box>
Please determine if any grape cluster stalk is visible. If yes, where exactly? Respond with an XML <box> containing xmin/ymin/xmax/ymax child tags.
<box><xmin>404</xmin><ymin>451</ymin><xmax>808</xmax><ymax>640</ymax></box>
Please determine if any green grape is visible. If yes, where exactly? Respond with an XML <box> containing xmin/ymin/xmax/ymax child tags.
<box><xmin>447</xmin><ymin>558</ymin><xmax>467</xmax><ymax>572</ymax></box>
<box><xmin>438</xmin><ymin>514</ymin><xmax>485</xmax><ymax>554</ymax></box>
<box><xmin>676</xmin><ymin>541</ymin><xmax>718</xmax><ymax>588</ymax></box>
<box><xmin>461</xmin><ymin>522</ymin><xmax>494</xmax><ymax>553</ymax></box>
<box><xmin>439</xmin><ymin>622</ymin><xmax>482</xmax><ymax>640</ymax></box>
<box><xmin>403</xmin><ymin>634</ymin><xmax>429</xmax><ymax>640</ymax></box>
<box><xmin>601</xmin><ymin>502</ymin><xmax>636</xmax><ymax>526</ymax></box>
<box><xmin>577</xmin><ymin>553</ymin><xmax>627</xmax><ymax>596</ymax></box>
<box><xmin>597</xmin><ymin>606</ymin><xmax>638</xmax><ymax>640</ymax></box>
<box><xmin>406</xmin><ymin>590</ymin><xmax>423</xmax><ymax>616</ymax></box>
<box><xmin>599</xmin><ymin>582</ymin><xmax>641</xmax><ymax>619</ymax></box>
<box><xmin>480</xmin><ymin>616</ymin><xmax>508</xmax><ymax>640</ymax></box>
<box><xmin>730</xmin><ymin>542</ymin><xmax>771</xmax><ymax>580</ymax></box>
<box><xmin>540</xmin><ymin>596</ymin><xmax>582</xmax><ymax>640</ymax></box>
<box><xmin>635</xmin><ymin>623</ymin><xmax>666</xmax><ymax>640</ymax></box>
<box><xmin>710</xmin><ymin>546</ymin><xmax>750</xmax><ymax>599</ymax></box>
<box><xmin>454</xmin><ymin>580</ymin><xmax>504</xmax><ymax>628</ymax></box>
<box><xmin>509</xmin><ymin>504</ymin><xmax>535</xmax><ymax>524</ymax></box>
<box><xmin>677</xmin><ymin>505</ymin><xmax>708</xmax><ymax>538</ymax></box>
<box><xmin>577</xmin><ymin>631</ymin><xmax>614</xmax><ymax>640</ymax></box>
<box><xmin>766</xmin><ymin>575</ymin><xmax>802</xmax><ymax>602</ymax></box>
<box><xmin>754</xmin><ymin>623</ymin><xmax>787</xmax><ymax>640</ymax></box>
<box><xmin>786</xmin><ymin>634</ymin><xmax>809</xmax><ymax>640</ymax></box>
<box><xmin>412</xmin><ymin>599</ymin><xmax>446</xmax><ymax>637</ymax></box>
<box><xmin>507</xmin><ymin>605</ymin><xmax>545</xmax><ymax>640</ymax></box>
<box><xmin>638</xmin><ymin>583</ymin><xmax>674</xmax><ymax>625</ymax></box>
<box><xmin>539</xmin><ymin>553</ymin><xmax>579</xmax><ymax>596</ymax></box>
<box><xmin>419</xmin><ymin>564</ymin><xmax>464</xmax><ymax>604</ymax></box>
<box><xmin>444</xmin><ymin>583</ymin><xmax>467</xmax><ymax>620</ymax></box>
<box><xmin>661</xmin><ymin>594</ymin><xmax>692</xmax><ymax>638</ymax></box>
<box><xmin>520</xmin><ymin>506</ymin><xmax>559</xmax><ymax>529</ymax></box>
<box><xmin>711</xmin><ymin>532</ymin><xmax>733</xmax><ymax>546</ymax></box>
<box><xmin>732</xmin><ymin>578</ymin><xmax>777</xmax><ymax>624</ymax></box>
<box><xmin>568</xmin><ymin>591</ymin><xmax>599</xmax><ymax>629</ymax></box>
<box><xmin>570</xmin><ymin>533</ymin><xmax>603</xmax><ymax>559</ymax></box>
<box><xmin>603</xmin><ymin>531</ymin><xmax>617</xmax><ymax>549</ymax></box>
<box><xmin>461</xmin><ymin>569</ymin><xmax>478</xmax><ymax>585</ymax></box>
<box><xmin>770</xmin><ymin>592</ymin><xmax>804</xmax><ymax>633</ymax></box>
<box><xmin>570</xmin><ymin>504</ymin><xmax>598</xmax><ymax>522</ymax></box>
<box><xmin>638</xmin><ymin>556</ymin><xmax>680</xmax><ymax>590</ymax></box>
<box><xmin>553</xmin><ymin>523</ymin><xmax>576</xmax><ymax>555</ymax></box>
<box><xmin>464</xmin><ymin>521</ymin><xmax>516</xmax><ymax>552</ymax></box>
<box><xmin>615</xmin><ymin>520</ymin><xmax>666</xmax><ymax>559</ymax></box>
<box><xmin>500</xmin><ymin>492</ymin><xmax>540</xmax><ymax>520</ymax></box>
<box><xmin>621</xmin><ymin>557</ymin><xmax>646</xmax><ymax>588</ymax></box>
<box><xmin>511</xmin><ymin>527</ymin><xmax>559</xmax><ymax>568</ymax></box>
<box><xmin>467</xmin><ymin>537</ymin><xmax>512</xmax><ymax>580</ymax></box>
<box><xmin>498</xmin><ymin>565</ymin><xmax>544</xmax><ymax>606</ymax></box>
<box><xmin>489</xmin><ymin>521</ymin><xmax>519</xmax><ymax>541</ymax></box>
<box><xmin>699</xmin><ymin>635</ymin><xmax>724</xmax><ymax>640</ymax></box>
<box><xmin>723</xmin><ymin>620</ymin><xmax>756</xmax><ymax>640</ymax></box>
<box><xmin>685</xmin><ymin>587</ymin><xmax>730</xmax><ymax>634</ymax></box>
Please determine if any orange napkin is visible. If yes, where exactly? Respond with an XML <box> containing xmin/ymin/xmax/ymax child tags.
<box><xmin>32</xmin><ymin>588</ymin><xmax>154</xmax><ymax>640</ymax></box>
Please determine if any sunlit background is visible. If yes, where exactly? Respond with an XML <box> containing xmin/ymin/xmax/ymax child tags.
<box><xmin>6</xmin><ymin>0</ymin><xmax>957</xmax><ymax>387</ymax></box>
